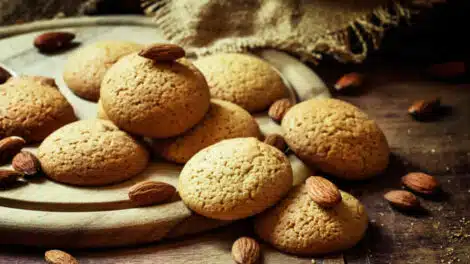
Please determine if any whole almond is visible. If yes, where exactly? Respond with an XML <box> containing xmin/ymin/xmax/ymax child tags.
<box><xmin>232</xmin><ymin>237</ymin><xmax>260</xmax><ymax>264</ymax></box>
<box><xmin>384</xmin><ymin>190</ymin><xmax>420</xmax><ymax>210</ymax></box>
<box><xmin>268</xmin><ymin>98</ymin><xmax>293</xmax><ymax>123</ymax></box>
<box><xmin>305</xmin><ymin>176</ymin><xmax>342</xmax><ymax>208</ymax></box>
<box><xmin>12</xmin><ymin>151</ymin><xmax>41</xmax><ymax>176</ymax></box>
<box><xmin>138</xmin><ymin>43</ymin><xmax>185</xmax><ymax>61</ymax></box>
<box><xmin>0</xmin><ymin>169</ymin><xmax>22</xmax><ymax>188</ymax></box>
<box><xmin>334</xmin><ymin>72</ymin><xmax>364</xmax><ymax>91</ymax></box>
<box><xmin>45</xmin><ymin>249</ymin><xmax>79</xmax><ymax>264</ymax></box>
<box><xmin>402</xmin><ymin>172</ymin><xmax>439</xmax><ymax>194</ymax></box>
<box><xmin>0</xmin><ymin>136</ymin><xmax>26</xmax><ymax>165</ymax></box>
<box><xmin>0</xmin><ymin>66</ymin><xmax>12</xmax><ymax>84</ymax></box>
<box><xmin>408</xmin><ymin>97</ymin><xmax>441</xmax><ymax>119</ymax></box>
<box><xmin>264</xmin><ymin>134</ymin><xmax>287</xmax><ymax>152</ymax></box>
<box><xmin>34</xmin><ymin>32</ymin><xmax>75</xmax><ymax>53</ymax></box>
<box><xmin>128</xmin><ymin>181</ymin><xmax>176</xmax><ymax>206</ymax></box>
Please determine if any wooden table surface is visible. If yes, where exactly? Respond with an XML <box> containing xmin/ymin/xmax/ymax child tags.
<box><xmin>0</xmin><ymin>52</ymin><xmax>469</xmax><ymax>263</ymax></box>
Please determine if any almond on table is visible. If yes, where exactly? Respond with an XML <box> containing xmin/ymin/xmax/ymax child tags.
<box><xmin>334</xmin><ymin>72</ymin><xmax>364</xmax><ymax>91</ymax></box>
<box><xmin>34</xmin><ymin>32</ymin><xmax>75</xmax><ymax>53</ymax></box>
<box><xmin>264</xmin><ymin>133</ymin><xmax>287</xmax><ymax>152</ymax></box>
<box><xmin>402</xmin><ymin>172</ymin><xmax>440</xmax><ymax>195</ymax></box>
<box><xmin>268</xmin><ymin>98</ymin><xmax>294</xmax><ymax>123</ymax></box>
<box><xmin>232</xmin><ymin>237</ymin><xmax>260</xmax><ymax>264</ymax></box>
<box><xmin>128</xmin><ymin>181</ymin><xmax>176</xmax><ymax>207</ymax></box>
<box><xmin>384</xmin><ymin>190</ymin><xmax>420</xmax><ymax>210</ymax></box>
<box><xmin>0</xmin><ymin>136</ymin><xmax>26</xmax><ymax>165</ymax></box>
<box><xmin>12</xmin><ymin>151</ymin><xmax>41</xmax><ymax>176</ymax></box>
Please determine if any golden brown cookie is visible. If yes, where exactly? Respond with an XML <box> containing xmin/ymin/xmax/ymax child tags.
<box><xmin>194</xmin><ymin>53</ymin><xmax>287</xmax><ymax>113</ymax></box>
<box><xmin>282</xmin><ymin>98</ymin><xmax>389</xmax><ymax>180</ymax></box>
<box><xmin>96</xmin><ymin>99</ymin><xmax>110</xmax><ymax>120</ymax></box>
<box><xmin>63</xmin><ymin>41</ymin><xmax>143</xmax><ymax>101</ymax></box>
<box><xmin>152</xmin><ymin>99</ymin><xmax>261</xmax><ymax>164</ymax></box>
<box><xmin>101</xmin><ymin>53</ymin><xmax>210</xmax><ymax>138</ymax></box>
<box><xmin>0</xmin><ymin>76</ymin><xmax>76</xmax><ymax>142</ymax></box>
<box><xmin>38</xmin><ymin>119</ymin><xmax>149</xmax><ymax>186</ymax></box>
<box><xmin>254</xmin><ymin>184</ymin><xmax>368</xmax><ymax>255</ymax></box>
<box><xmin>178</xmin><ymin>137</ymin><xmax>293</xmax><ymax>220</ymax></box>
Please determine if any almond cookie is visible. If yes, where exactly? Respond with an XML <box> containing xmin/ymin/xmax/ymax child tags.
<box><xmin>254</xmin><ymin>184</ymin><xmax>368</xmax><ymax>255</ymax></box>
<box><xmin>282</xmin><ymin>98</ymin><xmax>389</xmax><ymax>180</ymax></box>
<box><xmin>63</xmin><ymin>41</ymin><xmax>143</xmax><ymax>101</ymax></box>
<box><xmin>38</xmin><ymin>119</ymin><xmax>149</xmax><ymax>186</ymax></box>
<box><xmin>152</xmin><ymin>99</ymin><xmax>261</xmax><ymax>164</ymax></box>
<box><xmin>96</xmin><ymin>99</ymin><xmax>110</xmax><ymax>120</ymax></box>
<box><xmin>101</xmin><ymin>53</ymin><xmax>210</xmax><ymax>138</ymax></box>
<box><xmin>178</xmin><ymin>137</ymin><xmax>293</xmax><ymax>220</ymax></box>
<box><xmin>0</xmin><ymin>76</ymin><xmax>76</xmax><ymax>142</ymax></box>
<box><xmin>194</xmin><ymin>53</ymin><xmax>287</xmax><ymax>113</ymax></box>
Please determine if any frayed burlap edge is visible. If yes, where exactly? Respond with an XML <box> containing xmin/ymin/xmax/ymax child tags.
<box><xmin>142</xmin><ymin>0</ymin><xmax>443</xmax><ymax>64</ymax></box>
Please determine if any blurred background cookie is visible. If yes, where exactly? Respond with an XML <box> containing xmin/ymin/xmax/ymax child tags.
<box><xmin>282</xmin><ymin>98</ymin><xmax>390</xmax><ymax>180</ymax></box>
<box><xmin>63</xmin><ymin>40</ymin><xmax>143</xmax><ymax>101</ymax></box>
<box><xmin>194</xmin><ymin>53</ymin><xmax>287</xmax><ymax>113</ymax></box>
<box><xmin>152</xmin><ymin>99</ymin><xmax>261</xmax><ymax>164</ymax></box>
<box><xmin>178</xmin><ymin>137</ymin><xmax>292</xmax><ymax>220</ymax></box>
<box><xmin>101</xmin><ymin>54</ymin><xmax>210</xmax><ymax>138</ymax></box>
<box><xmin>0</xmin><ymin>76</ymin><xmax>76</xmax><ymax>142</ymax></box>
<box><xmin>254</xmin><ymin>184</ymin><xmax>368</xmax><ymax>255</ymax></box>
<box><xmin>96</xmin><ymin>99</ymin><xmax>110</xmax><ymax>120</ymax></box>
<box><xmin>38</xmin><ymin>119</ymin><xmax>149</xmax><ymax>186</ymax></box>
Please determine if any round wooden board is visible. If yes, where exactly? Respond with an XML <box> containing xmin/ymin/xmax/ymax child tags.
<box><xmin>0</xmin><ymin>16</ymin><xmax>330</xmax><ymax>248</ymax></box>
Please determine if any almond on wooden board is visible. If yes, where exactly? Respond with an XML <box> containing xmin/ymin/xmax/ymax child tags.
<box><xmin>138</xmin><ymin>43</ymin><xmax>185</xmax><ymax>61</ymax></box>
<box><xmin>268</xmin><ymin>98</ymin><xmax>293</xmax><ymax>123</ymax></box>
<box><xmin>402</xmin><ymin>172</ymin><xmax>440</xmax><ymax>195</ymax></box>
<box><xmin>232</xmin><ymin>237</ymin><xmax>260</xmax><ymax>264</ymax></box>
<box><xmin>384</xmin><ymin>190</ymin><xmax>420</xmax><ymax>210</ymax></box>
<box><xmin>408</xmin><ymin>97</ymin><xmax>441</xmax><ymax>118</ymax></box>
<box><xmin>305</xmin><ymin>176</ymin><xmax>342</xmax><ymax>208</ymax></box>
<box><xmin>0</xmin><ymin>66</ymin><xmax>12</xmax><ymax>84</ymax></box>
<box><xmin>0</xmin><ymin>136</ymin><xmax>26</xmax><ymax>165</ymax></box>
<box><xmin>0</xmin><ymin>169</ymin><xmax>22</xmax><ymax>188</ymax></box>
<box><xmin>12</xmin><ymin>151</ymin><xmax>41</xmax><ymax>176</ymax></box>
<box><xmin>128</xmin><ymin>181</ymin><xmax>176</xmax><ymax>206</ymax></box>
<box><xmin>45</xmin><ymin>249</ymin><xmax>79</xmax><ymax>264</ymax></box>
<box><xmin>263</xmin><ymin>134</ymin><xmax>287</xmax><ymax>152</ymax></box>
<box><xmin>334</xmin><ymin>72</ymin><xmax>364</xmax><ymax>91</ymax></box>
<box><xmin>34</xmin><ymin>32</ymin><xmax>75</xmax><ymax>52</ymax></box>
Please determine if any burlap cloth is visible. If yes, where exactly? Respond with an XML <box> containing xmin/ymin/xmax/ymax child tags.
<box><xmin>143</xmin><ymin>0</ymin><xmax>443</xmax><ymax>63</ymax></box>
<box><xmin>0</xmin><ymin>0</ymin><xmax>443</xmax><ymax>63</ymax></box>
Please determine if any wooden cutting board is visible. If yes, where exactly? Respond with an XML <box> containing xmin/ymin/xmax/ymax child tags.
<box><xmin>0</xmin><ymin>16</ymin><xmax>330</xmax><ymax>248</ymax></box>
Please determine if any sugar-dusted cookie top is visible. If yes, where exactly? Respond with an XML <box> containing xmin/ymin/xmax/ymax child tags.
<box><xmin>38</xmin><ymin>119</ymin><xmax>149</xmax><ymax>186</ymax></box>
<box><xmin>0</xmin><ymin>76</ymin><xmax>76</xmax><ymax>142</ymax></box>
<box><xmin>282</xmin><ymin>98</ymin><xmax>389</xmax><ymax>180</ymax></box>
<box><xmin>254</xmin><ymin>184</ymin><xmax>368</xmax><ymax>255</ymax></box>
<box><xmin>152</xmin><ymin>99</ymin><xmax>261</xmax><ymax>164</ymax></box>
<box><xmin>63</xmin><ymin>40</ymin><xmax>143</xmax><ymax>101</ymax></box>
<box><xmin>178</xmin><ymin>137</ymin><xmax>293</xmax><ymax>220</ymax></box>
<box><xmin>101</xmin><ymin>53</ymin><xmax>210</xmax><ymax>138</ymax></box>
<box><xmin>194</xmin><ymin>53</ymin><xmax>287</xmax><ymax>113</ymax></box>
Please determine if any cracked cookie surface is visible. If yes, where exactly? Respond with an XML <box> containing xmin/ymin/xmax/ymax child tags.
<box><xmin>282</xmin><ymin>98</ymin><xmax>389</xmax><ymax>180</ymax></box>
<box><xmin>101</xmin><ymin>53</ymin><xmax>210</xmax><ymax>138</ymax></box>
<box><xmin>152</xmin><ymin>99</ymin><xmax>261</xmax><ymax>164</ymax></box>
<box><xmin>0</xmin><ymin>76</ymin><xmax>76</xmax><ymax>142</ymax></box>
<box><xmin>38</xmin><ymin>119</ymin><xmax>149</xmax><ymax>186</ymax></box>
<box><xmin>63</xmin><ymin>41</ymin><xmax>143</xmax><ymax>101</ymax></box>
<box><xmin>254</xmin><ymin>184</ymin><xmax>368</xmax><ymax>255</ymax></box>
<box><xmin>178</xmin><ymin>137</ymin><xmax>293</xmax><ymax>220</ymax></box>
<box><xmin>194</xmin><ymin>53</ymin><xmax>286</xmax><ymax>113</ymax></box>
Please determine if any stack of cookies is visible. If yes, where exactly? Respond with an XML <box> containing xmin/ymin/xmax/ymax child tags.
<box><xmin>1</xmin><ymin>40</ymin><xmax>391</xmax><ymax>257</ymax></box>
